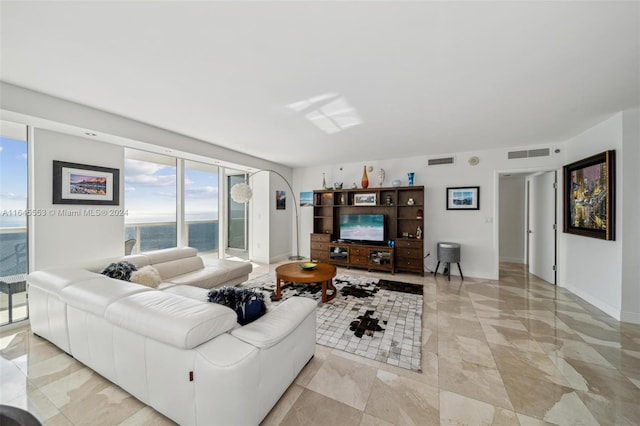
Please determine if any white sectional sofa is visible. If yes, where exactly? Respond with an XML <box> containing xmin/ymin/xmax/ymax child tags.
<box><xmin>105</xmin><ymin>246</ymin><xmax>253</xmax><ymax>289</ymax></box>
<box><xmin>27</xmin><ymin>249</ymin><xmax>317</xmax><ymax>425</ymax></box>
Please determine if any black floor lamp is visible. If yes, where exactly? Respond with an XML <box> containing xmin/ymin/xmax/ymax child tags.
<box><xmin>230</xmin><ymin>169</ymin><xmax>305</xmax><ymax>261</ymax></box>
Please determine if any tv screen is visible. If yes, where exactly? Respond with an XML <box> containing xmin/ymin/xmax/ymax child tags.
<box><xmin>339</xmin><ymin>214</ymin><xmax>385</xmax><ymax>242</ymax></box>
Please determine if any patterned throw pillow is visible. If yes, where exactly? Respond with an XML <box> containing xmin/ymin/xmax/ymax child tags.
<box><xmin>208</xmin><ymin>287</ymin><xmax>267</xmax><ymax>325</ymax></box>
<box><xmin>101</xmin><ymin>261</ymin><xmax>138</xmax><ymax>281</ymax></box>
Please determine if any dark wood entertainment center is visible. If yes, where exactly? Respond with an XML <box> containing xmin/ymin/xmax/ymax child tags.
<box><xmin>310</xmin><ymin>185</ymin><xmax>424</xmax><ymax>276</ymax></box>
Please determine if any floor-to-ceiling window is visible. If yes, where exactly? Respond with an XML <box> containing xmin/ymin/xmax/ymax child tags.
<box><xmin>185</xmin><ymin>160</ymin><xmax>219</xmax><ymax>254</ymax></box>
<box><xmin>227</xmin><ymin>174</ymin><xmax>248</xmax><ymax>255</ymax></box>
<box><xmin>124</xmin><ymin>149</ymin><xmax>177</xmax><ymax>253</ymax></box>
<box><xmin>0</xmin><ymin>121</ymin><xmax>28</xmax><ymax>325</ymax></box>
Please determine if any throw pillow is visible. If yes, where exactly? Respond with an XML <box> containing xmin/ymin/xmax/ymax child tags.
<box><xmin>130</xmin><ymin>265</ymin><xmax>162</xmax><ymax>288</ymax></box>
<box><xmin>101</xmin><ymin>261</ymin><xmax>138</xmax><ymax>281</ymax></box>
<box><xmin>208</xmin><ymin>287</ymin><xmax>267</xmax><ymax>325</ymax></box>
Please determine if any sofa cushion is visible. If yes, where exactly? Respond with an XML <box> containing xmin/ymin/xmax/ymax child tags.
<box><xmin>130</xmin><ymin>265</ymin><xmax>162</xmax><ymax>288</ymax></box>
<box><xmin>105</xmin><ymin>291</ymin><xmax>237</xmax><ymax>349</ymax></box>
<box><xmin>142</xmin><ymin>247</ymin><xmax>198</xmax><ymax>264</ymax></box>
<box><xmin>166</xmin><ymin>261</ymin><xmax>251</xmax><ymax>289</ymax></box>
<box><xmin>231</xmin><ymin>297</ymin><xmax>316</xmax><ymax>349</ymax></box>
<box><xmin>27</xmin><ymin>268</ymin><xmax>103</xmax><ymax>295</ymax></box>
<box><xmin>120</xmin><ymin>254</ymin><xmax>150</xmax><ymax>269</ymax></box>
<box><xmin>152</xmin><ymin>256</ymin><xmax>205</xmax><ymax>280</ymax></box>
<box><xmin>60</xmin><ymin>276</ymin><xmax>152</xmax><ymax>316</ymax></box>
<box><xmin>164</xmin><ymin>285</ymin><xmax>209</xmax><ymax>301</ymax></box>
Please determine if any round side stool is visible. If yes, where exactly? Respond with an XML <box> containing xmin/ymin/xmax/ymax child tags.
<box><xmin>434</xmin><ymin>242</ymin><xmax>463</xmax><ymax>281</ymax></box>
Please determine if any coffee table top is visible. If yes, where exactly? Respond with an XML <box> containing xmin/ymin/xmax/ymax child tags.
<box><xmin>275</xmin><ymin>262</ymin><xmax>336</xmax><ymax>283</ymax></box>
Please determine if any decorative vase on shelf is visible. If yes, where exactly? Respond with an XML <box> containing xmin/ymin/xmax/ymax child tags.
<box><xmin>361</xmin><ymin>166</ymin><xmax>369</xmax><ymax>189</ymax></box>
<box><xmin>322</xmin><ymin>173</ymin><xmax>327</xmax><ymax>189</ymax></box>
<box><xmin>378</xmin><ymin>168</ymin><xmax>385</xmax><ymax>187</ymax></box>
<box><xmin>407</xmin><ymin>172</ymin><xmax>415</xmax><ymax>186</ymax></box>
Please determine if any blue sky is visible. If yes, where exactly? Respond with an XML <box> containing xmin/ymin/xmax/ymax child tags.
<box><xmin>0</xmin><ymin>137</ymin><xmax>28</xmax><ymax>227</ymax></box>
<box><xmin>124</xmin><ymin>158</ymin><xmax>218</xmax><ymax>224</ymax></box>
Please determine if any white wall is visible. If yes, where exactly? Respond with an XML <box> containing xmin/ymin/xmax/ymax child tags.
<box><xmin>32</xmin><ymin>129</ymin><xmax>124</xmax><ymax>270</ymax></box>
<box><xmin>558</xmin><ymin>113</ymin><xmax>624</xmax><ymax>320</ymax></box>
<box><xmin>294</xmin><ymin>145</ymin><xmax>563</xmax><ymax>279</ymax></box>
<box><xmin>499</xmin><ymin>175</ymin><xmax>526</xmax><ymax>263</ymax></box>
<box><xmin>621</xmin><ymin>109</ymin><xmax>640</xmax><ymax>323</ymax></box>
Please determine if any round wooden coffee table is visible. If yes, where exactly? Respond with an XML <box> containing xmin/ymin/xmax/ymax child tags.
<box><xmin>275</xmin><ymin>262</ymin><xmax>337</xmax><ymax>303</ymax></box>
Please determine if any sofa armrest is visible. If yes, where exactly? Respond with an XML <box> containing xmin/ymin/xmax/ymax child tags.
<box><xmin>230</xmin><ymin>297</ymin><xmax>316</xmax><ymax>349</ymax></box>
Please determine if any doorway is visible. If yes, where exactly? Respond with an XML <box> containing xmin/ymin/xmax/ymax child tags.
<box><xmin>498</xmin><ymin>170</ymin><xmax>557</xmax><ymax>285</ymax></box>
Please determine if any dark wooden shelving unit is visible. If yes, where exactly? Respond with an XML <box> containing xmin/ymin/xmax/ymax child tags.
<box><xmin>310</xmin><ymin>186</ymin><xmax>424</xmax><ymax>275</ymax></box>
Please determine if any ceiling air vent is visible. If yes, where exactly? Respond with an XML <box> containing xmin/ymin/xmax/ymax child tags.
<box><xmin>427</xmin><ymin>156</ymin><xmax>455</xmax><ymax>166</ymax></box>
<box><xmin>508</xmin><ymin>148</ymin><xmax>550</xmax><ymax>159</ymax></box>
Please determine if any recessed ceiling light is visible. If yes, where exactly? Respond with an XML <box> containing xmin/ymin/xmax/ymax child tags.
<box><xmin>85</xmin><ymin>132</ymin><xmax>97</xmax><ymax>137</ymax></box>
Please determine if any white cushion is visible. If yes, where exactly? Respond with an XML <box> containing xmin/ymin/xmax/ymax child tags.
<box><xmin>120</xmin><ymin>254</ymin><xmax>150</xmax><ymax>268</ymax></box>
<box><xmin>143</xmin><ymin>247</ymin><xmax>198</xmax><ymax>264</ymax></box>
<box><xmin>130</xmin><ymin>265</ymin><xmax>162</xmax><ymax>288</ymax></box>
<box><xmin>105</xmin><ymin>291</ymin><xmax>237</xmax><ymax>349</ymax></box>
<box><xmin>231</xmin><ymin>297</ymin><xmax>316</xmax><ymax>349</ymax></box>
<box><xmin>152</xmin><ymin>256</ymin><xmax>204</xmax><ymax>280</ymax></box>
<box><xmin>164</xmin><ymin>285</ymin><xmax>210</xmax><ymax>302</ymax></box>
<box><xmin>27</xmin><ymin>268</ymin><xmax>102</xmax><ymax>295</ymax></box>
<box><xmin>60</xmin><ymin>277</ymin><xmax>151</xmax><ymax>316</ymax></box>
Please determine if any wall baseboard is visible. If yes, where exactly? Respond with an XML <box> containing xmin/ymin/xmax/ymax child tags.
<box><xmin>620</xmin><ymin>310</ymin><xmax>640</xmax><ymax>325</ymax></box>
<box><xmin>562</xmin><ymin>283</ymin><xmax>621</xmax><ymax>321</ymax></box>
<box><xmin>499</xmin><ymin>257</ymin><xmax>524</xmax><ymax>264</ymax></box>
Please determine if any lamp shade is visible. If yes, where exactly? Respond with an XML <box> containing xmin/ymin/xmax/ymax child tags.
<box><xmin>231</xmin><ymin>182</ymin><xmax>253</xmax><ymax>203</ymax></box>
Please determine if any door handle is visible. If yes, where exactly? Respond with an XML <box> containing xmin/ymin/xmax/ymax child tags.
<box><xmin>528</xmin><ymin>230</ymin><xmax>533</xmax><ymax>234</ymax></box>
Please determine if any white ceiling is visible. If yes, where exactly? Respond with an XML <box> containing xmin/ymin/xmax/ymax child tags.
<box><xmin>1</xmin><ymin>1</ymin><xmax>638</xmax><ymax>168</ymax></box>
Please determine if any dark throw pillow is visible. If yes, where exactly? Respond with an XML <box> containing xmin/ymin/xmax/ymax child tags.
<box><xmin>101</xmin><ymin>261</ymin><xmax>138</xmax><ymax>281</ymax></box>
<box><xmin>208</xmin><ymin>287</ymin><xmax>266</xmax><ymax>325</ymax></box>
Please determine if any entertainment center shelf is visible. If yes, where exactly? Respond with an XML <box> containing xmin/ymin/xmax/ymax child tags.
<box><xmin>310</xmin><ymin>186</ymin><xmax>424</xmax><ymax>275</ymax></box>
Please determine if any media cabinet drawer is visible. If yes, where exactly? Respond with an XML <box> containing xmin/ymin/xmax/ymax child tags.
<box><xmin>311</xmin><ymin>233</ymin><xmax>331</xmax><ymax>242</ymax></box>
<box><xmin>350</xmin><ymin>246</ymin><xmax>367</xmax><ymax>256</ymax></box>
<box><xmin>394</xmin><ymin>239</ymin><xmax>423</xmax><ymax>249</ymax></box>
<box><xmin>310</xmin><ymin>242</ymin><xmax>329</xmax><ymax>251</ymax></box>
<box><xmin>350</xmin><ymin>256</ymin><xmax>368</xmax><ymax>266</ymax></box>
<box><xmin>396</xmin><ymin>258</ymin><xmax>422</xmax><ymax>270</ymax></box>
<box><xmin>311</xmin><ymin>250</ymin><xmax>329</xmax><ymax>262</ymax></box>
<box><xmin>396</xmin><ymin>248</ymin><xmax>422</xmax><ymax>260</ymax></box>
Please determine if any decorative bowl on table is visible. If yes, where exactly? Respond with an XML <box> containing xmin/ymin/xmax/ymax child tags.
<box><xmin>299</xmin><ymin>262</ymin><xmax>317</xmax><ymax>270</ymax></box>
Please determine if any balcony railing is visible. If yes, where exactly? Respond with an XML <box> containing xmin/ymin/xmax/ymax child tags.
<box><xmin>125</xmin><ymin>220</ymin><xmax>219</xmax><ymax>254</ymax></box>
<box><xmin>1</xmin><ymin>227</ymin><xmax>27</xmax><ymax>325</ymax></box>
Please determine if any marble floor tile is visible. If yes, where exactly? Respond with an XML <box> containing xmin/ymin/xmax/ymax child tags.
<box><xmin>438</xmin><ymin>357</ymin><xmax>513</xmax><ymax>410</ymax></box>
<box><xmin>359</xmin><ymin>412</ymin><xmax>395</xmax><ymax>426</ymax></box>
<box><xmin>261</xmin><ymin>384</ymin><xmax>304</xmax><ymax>426</ymax></box>
<box><xmin>575</xmin><ymin>390</ymin><xmax>640</xmax><ymax>426</ymax></box>
<box><xmin>294</xmin><ymin>344</ymin><xmax>333</xmax><ymax>387</ymax></box>
<box><xmin>490</xmin><ymin>343</ymin><xmax>571</xmax><ymax>387</ymax></box>
<box><xmin>306</xmin><ymin>352</ymin><xmax>378</xmax><ymax>411</ymax></box>
<box><xmin>481</xmin><ymin>323</ymin><xmax>546</xmax><ymax>353</ymax></box>
<box><xmin>279</xmin><ymin>389</ymin><xmax>363</xmax><ymax>426</ymax></box>
<box><xmin>502</xmin><ymin>374</ymin><xmax>599</xmax><ymax>425</ymax></box>
<box><xmin>439</xmin><ymin>334</ymin><xmax>498</xmax><ymax>369</ymax></box>
<box><xmin>540</xmin><ymin>338</ymin><xmax>617</xmax><ymax>369</ymax></box>
<box><xmin>439</xmin><ymin>390</ymin><xmax>519</xmax><ymax>426</ymax></box>
<box><xmin>4</xmin><ymin>382</ymin><xmax>62</xmax><ymax>422</ymax></box>
<box><xmin>364</xmin><ymin>369</ymin><xmax>439</xmax><ymax>426</ymax></box>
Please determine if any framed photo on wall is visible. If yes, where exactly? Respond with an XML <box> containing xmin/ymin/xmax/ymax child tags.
<box><xmin>353</xmin><ymin>193</ymin><xmax>377</xmax><ymax>206</ymax></box>
<box><xmin>446</xmin><ymin>186</ymin><xmax>479</xmax><ymax>210</ymax></box>
<box><xmin>53</xmin><ymin>161</ymin><xmax>119</xmax><ymax>205</ymax></box>
<box><xmin>275</xmin><ymin>190</ymin><xmax>286</xmax><ymax>210</ymax></box>
<box><xmin>563</xmin><ymin>150</ymin><xmax>615</xmax><ymax>240</ymax></box>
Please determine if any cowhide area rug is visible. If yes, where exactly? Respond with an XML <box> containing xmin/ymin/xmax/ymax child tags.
<box><xmin>241</xmin><ymin>272</ymin><xmax>423</xmax><ymax>372</ymax></box>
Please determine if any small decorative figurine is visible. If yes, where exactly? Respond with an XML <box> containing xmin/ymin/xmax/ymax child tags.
<box><xmin>351</xmin><ymin>182</ymin><xmax>358</xmax><ymax>189</ymax></box>
<box><xmin>378</xmin><ymin>168</ymin><xmax>385</xmax><ymax>186</ymax></box>
<box><xmin>322</xmin><ymin>173</ymin><xmax>327</xmax><ymax>189</ymax></box>
<box><xmin>407</xmin><ymin>197</ymin><xmax>415</xmax><ymax>205</ymax></box>
<box><xmin>416</xmin><ymin>226</ymin><xmax>422</xmax><ymax>239</ymax></box>
<box><xmin>417</xmin><ymin>209</ymin><xmax>423</xmax><ymax>219</ymax></box>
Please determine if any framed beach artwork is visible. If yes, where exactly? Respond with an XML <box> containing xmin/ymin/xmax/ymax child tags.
<box><xmin>563</xmin><ymin>150</ymin><xmax>615</xmax><ymax>240</ymax></box>
<box><xmin>53</xmin><ymin>161</ymin><xmax>119</xmax><ymax>205</ymax></box>
<box><xmin>353</xmin><ymin>193</ymin><xmax>377</xmax><ymax>206</ymax></box>
<box><xmin>446</xmin><ymin>186</ymin><xmax>479</xmax><ymax>210</ymax></box>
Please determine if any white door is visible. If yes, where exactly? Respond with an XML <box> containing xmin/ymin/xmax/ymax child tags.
<box><xmin>528</xmin><ymin>171</ymin><xmax>557</xmax><ymax>284</ymax></box>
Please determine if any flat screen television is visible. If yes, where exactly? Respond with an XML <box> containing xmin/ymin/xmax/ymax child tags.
<box><xmin>339</xmin><ymin>214</ymin><xmax>385</xmax><ymax>243</ymax></box>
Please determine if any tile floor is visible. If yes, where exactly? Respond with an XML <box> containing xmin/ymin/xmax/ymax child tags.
<box><xmin>1</xmin><ymin>262</ymin><xmax>639</xmax><ymax>425</ymax></box>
